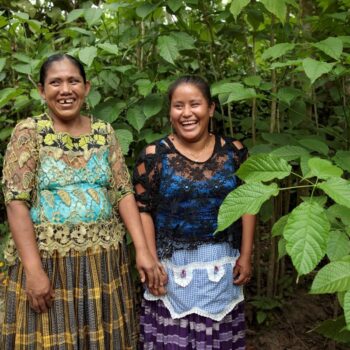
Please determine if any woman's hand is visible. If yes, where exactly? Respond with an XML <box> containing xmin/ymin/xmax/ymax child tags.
<box><xmin>233</xmin><ymin>255</ymin><xmax>252</xmax><ymax>285</ymax></box>
<box><xmin>25</xmin><ymin>268</ymin><xmax>55</xmax><ymax>313</ymax></box>
<box><xmin>148</xmin><ymin>262</ymin><xmax>168</xmax><ymax>296</ymax></box>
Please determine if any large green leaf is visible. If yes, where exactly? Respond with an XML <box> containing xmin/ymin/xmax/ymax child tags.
<box><xmin>115</xmin><ymin>129</ymin><xmax>133</xmax><ymax>155</ymax></box>
<box><xmin>313</xmin><ymin>37</ymin><xmax>343</xmax><ymax>60</ymax></box>
<box><xmin>212</xmin><ymin>82</ymin><xmax>243</xmax><ymax>96</ymax></box>
<box><xmin>236</xmin><ymin>154</ymin><xmax>291</xmax><ymax>183</ymax></box>
<box><xmin>333</xmin><ymin>150</ymin><xmax>350</xmax><ymax>172</ymax></box>
<box><xmin>327</xmin><ymin>204</ymin><xmax>350</xmax><ymax>226</ymax></box>
<box><xmin>216</xmin><ymin>183</ymin><xmax>279</xmax><ymax>232</ymax></box>
<box><xmin>79</xmin><ymin>46</ymin><xmax>97</xmax><ymax>67</ymax></box>
<box><xmin>298</xmin><ymin>138</ymin><xmax>329</xmax><ymax>155</ymax></box>
<box><xmin>136</xmin><ymin>3</ymin><xmax>158</xmax><ymax>18</ymax></box>
<box><xmin>230</xmin><ymin>0</ymin><xmax>251</xmax><ymax>21</ymax></box>
<box><xmin>314</xmin><ymin>316</ymin><xmax>350</xmax><ymax>343</ymax></box>
<box><xmin>87</xmin><ymin>90</ymin><xmax>101</xmax><ymax>109</ymax></box>
<box><xmin>283</xmin><ymin>201</ymin><xmax>330</xmax><ymax>275</ymax></box>
<box><xmin>143</xmin><ymin>94</ymin><xmax>163</xmax><ymax>118</ymax></box>
<box><xmin>0</xmin><ymin>88</ymin><xmax>23</xmax><ymax>108</ymax></box>
<box><xmin>66</xmin><ymin>9</ymin><xmax>84</xmax><ymax>23</ymax></box>
<box><xmin>0</xmin><ymin>57</ymin><xmax>6</xmax><ymax>72</ymax></box>
<box><xmin>270</xmin><ymin>145</ymin><xmax>309</xmax><ymax>161</ymax></box>
<box><xmin>311</xmin><ymin>261</ymin><xmax>350</xmax><ymax>293</ymax></box>
<box><xmin>302</xmin><ymin>58</ymin><xmax>335</xmax><ymax>84</ymax></box>
<box><xmin>276</xmin><ymin>87</ymin><xmax>301</xmax><ymax>105</ymax></box>
<box><xmin>93</xmin><ymin>99</ymin><xmax>125</xmax><ymax>123</ymax></box>
<box><xmin>170</xmin><ymin>32</ymin><xmax>195</xmax><ymax>50</ymax></box>
<box><xmin>84</xmin><ymin>8</ymin><xmax>103</xmax><ymax>26</ymax></box>
<box><xmin>157</xmin><ymin>36</ymin><xmax>179</xmax><ymax>65</ymax></box>
<box><xmin>262</xmin><ymin>43</ymin><xmax>295</xmax><ymax>60</ymax></box>
<box><xmin>98</xmin><ymin>43</ymin><xmax>119</xmax><ymax>55</ymax></box>
<box><xmin>225</xmin><ymin>86</ymin><xmax>257</xmax><ymax>103</ymax></box>
<box><xmin>135</xmin><ymin>79</ymin><xmax>154</xmax><ymax>97</ymax></box>
<box><xmin>318</xmin><ymin>177</ymin><xmax>350</xmax><ymax>209</ymax></box>
<box><xmin>167</xmin><ymin>0</ymin><xmax>183</xmax><ymax>12</ymax></box>
<box><xmin>327</xmin><ymin>230</ymin><xmax>350</xmax><ymax>262</ymax></box>
<box><xmin>260</xmin><ymin>0</ymin><xmax>287</xmax><ymax>23</ymax></box>
<box><xmin>345</xmin><ymin>291</ymin><xmax>350</xmax><ymax>330</ymax></box>
<box><xmin>126</xmin><ymin>106</ymin><xmax>146</xmax><ymax>132</ymax></box>
<box><xmin>306</xmin><ymin>157</ymin><xmax>343</xmax><ymax>179</ymax></box>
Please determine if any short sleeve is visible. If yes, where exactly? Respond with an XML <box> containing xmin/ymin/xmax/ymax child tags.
<box><xmin>2</xmin><ymin>118</ymin><xmax>38</xmax><ymax>206</ymax></box>
<box><xmin>132</xmin><ymin>144</ymin><xmax>160</xmax><ymax>213</ymax></box>
<box><xmin>107</xmin><ymin>125</ymin><xmax>133</xmax><ymax>202</ymax></box>
<box><xmin>231</xmin><ymin>140</ymin><xmax>248</xmax><ymax>171</ymax></box>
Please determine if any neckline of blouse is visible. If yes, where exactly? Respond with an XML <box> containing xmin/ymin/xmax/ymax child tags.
<box><xmin>165</xmin><ymin>134</ymin><xmax>219</xmax><ymax>164</ymax></box>
<box><xmin>44</xmin><ymin>113</ymin><xmax>95</xmax><ymax>139</ymax></box>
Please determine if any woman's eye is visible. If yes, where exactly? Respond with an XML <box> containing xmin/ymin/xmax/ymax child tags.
<box><xmin>50</xmin><ymin>81</ymin><xmax>60</xmax><ymax>86</ymax></box>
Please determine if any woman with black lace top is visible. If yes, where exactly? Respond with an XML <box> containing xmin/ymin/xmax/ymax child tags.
<box><xmin>133</xmin><ymin>76</ymin><xmax>256</xmax><ymax>349</ymax></box>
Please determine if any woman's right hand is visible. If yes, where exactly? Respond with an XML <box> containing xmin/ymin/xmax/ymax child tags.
<box><xmin>25</xmin><ymin>268</ymin><xmax>55</xmax><ymax>313</ymax></box>
<box><xmin>148</xmin><ymin>262</ymin><xmax>168</xmax><ymax>296</ymax></box>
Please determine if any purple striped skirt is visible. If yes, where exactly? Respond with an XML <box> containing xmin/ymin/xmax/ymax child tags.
<box><xmin>139</xmin><ymin>298</ymin><xmax>246</xmax><ymax>349</ymax></box>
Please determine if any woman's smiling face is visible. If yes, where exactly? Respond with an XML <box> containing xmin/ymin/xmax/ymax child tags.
<box><xmin>38</xmin><ymin>58</ymin><xmax>90</xmax><ymax>122</ymax></box>
<box><xmin>170</xmin><ymin>83</ymin><xmax>215</xmax><ymax>143</ymax></box>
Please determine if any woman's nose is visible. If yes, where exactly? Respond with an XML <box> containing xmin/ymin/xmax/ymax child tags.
<box><xmin>60</xmin><ymin>81</ymin><xmax>71</xmax><ymax>94</ymax></box>
<box><xmin>183</xmin><ymin>104</ymin><xmax>192</xmax><ymax>116</ymax></box>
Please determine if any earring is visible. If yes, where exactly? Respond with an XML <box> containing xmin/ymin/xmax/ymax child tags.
<box><xmin>209</xmin><ymin>117</ymin><xmax>214</xmax><ymax>133</ymax></box>
<box><xmin>170</xmin><ymin>123</ymin><xmax>175</xmax><ymax>140</ymax></box>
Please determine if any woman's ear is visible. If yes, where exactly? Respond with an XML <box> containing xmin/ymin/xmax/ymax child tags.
<box><xmin>209</xmin><ymin>102</ymin><xmax>215</xmax><ymax>117</ymax></box>
<box><xmin>84</xmin><ymin>80</ymin><xmax>91</xmax><ymax>97</ymax></box>
<box><xmin>38</xmin><ymin>83</ymin><xmax>45</xmax><ymax>101</ymax></box>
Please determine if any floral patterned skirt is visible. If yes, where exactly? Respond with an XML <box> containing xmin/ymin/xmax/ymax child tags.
<box><xmin>1</xmin><ymin>243</ymin><xmax>137</xmax><ymax>350</ymax></box>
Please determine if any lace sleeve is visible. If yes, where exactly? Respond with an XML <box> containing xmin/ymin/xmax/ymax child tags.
<box><xmin>2</xmin><ymin>118</ymin><xmax>38</xmax><ymax>206</ymax></box>
<box><xmin>133</xmin><ymin>144</ymin><xmax>161</xmax><ymax>213</ymax></box>
<box><xmin>107</xmin><ymin>125</ymin><xmax>133</xmax><ymax>203</ymax></box>
<box><xmin>232</xmin><ymin>140</ymin><xmax>248</xmax><ymax>171</ymax></box>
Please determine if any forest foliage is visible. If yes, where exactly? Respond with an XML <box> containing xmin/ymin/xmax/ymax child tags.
<box><xmin>1</xmin><ymin>0</ymin><xmax>350</xmax><ymax>345</ymax></box>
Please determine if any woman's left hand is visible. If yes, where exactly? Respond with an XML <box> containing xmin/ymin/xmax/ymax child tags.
<box><xmin>233</xmin><ymin>255</ymin><xmax>252</xmax><ymax>285</ymax></box>
<box><xmin>136</xmin><ymin>248</ymin><xmax>163</xmax><ymax>289</ymax></box>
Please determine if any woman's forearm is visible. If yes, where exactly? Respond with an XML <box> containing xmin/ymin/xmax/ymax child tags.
<box><xmin>240</xmin><ymin>213</ymin><xmax>256</xmax><ymax>259</ymax></box>
<box><xmin>140</xmin><ymin>212</ymin><xmax>158</xmax><ymax>261</ymax></box>
<box><xmin>6</xmin><ymin>201</ymin><xmax>43</xmax><ymax>272</ymax></box>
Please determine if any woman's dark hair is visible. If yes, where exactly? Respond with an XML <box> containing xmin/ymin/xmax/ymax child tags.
<box><xmin>39</xmin><ymin>53</ymin><xmax>87</xmax><ymax>85</ymax></box>
<box><xmin>167</xmin><ymin>75</ymin><xmax>213</xmax><ymax>105</ymax></box>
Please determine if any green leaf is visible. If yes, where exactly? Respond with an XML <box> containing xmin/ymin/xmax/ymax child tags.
<box><xmin>79</xmin><ymin>47</ymin><xmax>97</xmax><ymax>67</ymax></box>
<box><xmin>216</xmin><ymin>183</ymin><xmax>279</xmax><ymax>232</ymax></box>
<box><xmin>0</xmin><ymin>88</ymin><xmax>22</xmax><ymax>108</ymax></box>
<box><xmin>115</xmin><ymin>129</ymin><xmax>133</xmax><ymax>155</ymax></box>
<box><xmin>127</xmin><ymin>106</ymin><xmax>146</xmax><ymax>132</ymax></box>
<box><xmin>0</xmin><ymin>127</ymin><xmax>13</xmax><ymax>141</ymax></box>
<box><xmin>167</xmin><ymin>0</ymin><xmax>183</xmax><ymax>12</ymax></box>
<box><xmin>143</xmin><ymin>94</ymin><xmax>163</xmax><ymax>118</ymax></box>
<box><xmin>0</xmin><ymin>58</ymin><xmax>6</xmax><ymax>73</ymax></box>
<box><xmin>327</xmin><ymin>230</ymin><xmax>350</xmax><ymax>262</ymax></box>
<box><xmin>301</xmin><ymin>196</ymin><xmax>327</xmax><ymax>207</ymax></box>
<box><xmin>243</xmin><ymin>75</ymin><xmax>261</xmax><ymax>87</ymax></box>
<box><xmin>93</xmin><ymin>99</ymin><xmax>126</xmax><ymax>123</ymax></box>
<box><xmin>327</xmin><ymin>204</ymin><xmax>350</xmax><ymax>226</ymax></box>
<box><xmin>333</xmin><ymin>150</ymin><xmax>350</xmax><ymax>172</ymax></box>
<box><xmin>236</xmin><ymin>154</ymin><xmax>291</xmax><ymax>183</ymax></box>
<box><xmin>136</xmin><ymin>3</ymin><xmax>158</xmax><ymax>18</ymax></box>
<box><xmin>318</xmin><ymin>177</ymin><xmax>350</xmax><ymax>209</ymax></box>
<box><xmin>270</xmin><ymin>59</ymin><xmax>301</xmax><ymax>69</ymax></box>
<box><xmin>84</xmin><ymin>8</ymin><xmax>103</xmax><ymax>26</ymax></box>
<box><xmin>306</xmin><ymin>157</ymin><xmax>343</xmax><ymax>179</ymax></box>
<box><xmin>283</xmin><ymin>201</ymin><xmax>330</xmax><ymax>275</ymax></box>
<box><xmin>230</xmin><ymin>0</ymin><xmax>251</xmax><ymax>21</ymax></box>
<box><xmin>260</xmin><ymin>0</ymin><xmax>287</xmax><ymax>23</ymax></box>
<box><xmin>97</xmin><ymin>43</ymin><xmax>119</xmax><ymax>55</ymax></box>
<box><xmin>262</xmin><ymin>43</ymin><xmax>295</xmax><ymax>60</ymax></box>
<box><xmin>345</xmin><ymin>291</ymin><xmax>350</xmax><ymax>330</ymax></box>
<box><xmin>276</xmin><ymin>87</ymin><xmax>301</xmax><ymax>105</ymax></box>
<box><xmin>87</xmin><ymin>89</ymin><xmax>101</xmax><ymax>109</ymax></box>
<box><xmin>272</xmin><ymin>214</ymin><xmax>289</xmax><ymax>237</ymax></box>
<box><xmin>157</xmin><ymin>36</ymin><xmax>179</xmax><ymax>65</ymax></box>
<box><xmin>270</xmin><ymin>145</ymin><xmax>309</xmax><ymax>161</ymax></box>
<box><xmin>262</xmin><ymin>132</ymin><xmax>295</xmax><ymax>145</ymax></box>
<box><xmin>256</xmin><ymin>311</ymin><xmax>267</xmax><ymax>324</ymax></box>
<box><xmin>298</xmin><ymin>138</ymin><xmax>329</xmax><ymax>155</ymax></box>
<box><xmin>170</xmin><ymin>32</ymin><xmax>195</xmax><ymax>51</ymax></box>
<box><xmin>226</xmin><ymin>86</ymin><xmax>257</xmax><ymax>103</ymax></box>
<box><xmin>13</xmin><ymin>64</ymin><xmax>31</xmax><ymax>74</ymax></box>
<box><xmin>135</xmin><ymin>79</ymin><xmax>154</xmax><ymax>97</ymax></box>
<box><xmin>302</xmin><ymin>58</ymin><xmax>335</xmax><ymax>84</ymax></box>
<box><xmin>313</xmin><ymin>37</ymin><xmax>343</xmax><ymax>60</ymax></box>
<box><xmin>314</xmin><ymin>316</ymin><xmax>350</xmax><ymax>343</ymax></box>
<box><xmin>278</xmin><ymin>237</ymin><xmax>287</xmax><ymax>259</ymax></box>
<box><xmin>311</xmin><ymin>261</ymin><xmax>350</xmax><ymax>293</ymax></box>
<box><xmin>66</xmin><ymin>9</ymin><xmax>84</xmax><ymax>23</ymax></box>
<box><xmin>212</xmin><ymin>82</ymin><xmax>242</xmax><ymax>96</ymax></box>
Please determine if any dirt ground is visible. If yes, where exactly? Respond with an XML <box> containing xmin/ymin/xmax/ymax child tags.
<box><xmin>0</xmin><ymin>277</ymin><xmax>348</xmax><ymax>349</ymax></box>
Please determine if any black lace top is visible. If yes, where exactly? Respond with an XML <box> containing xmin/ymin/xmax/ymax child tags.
<box><xmin>133</xmin><ymin>134</ymin><xmax>248</xmax><ymax>259</ymax></box>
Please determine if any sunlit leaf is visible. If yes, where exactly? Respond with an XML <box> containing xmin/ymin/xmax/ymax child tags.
<box><xmin>236</xmin><ymin>154</ymin><xmax>291</xmax><ymax>182</ymax></box>
<box><xmin>262</xmin><ymin>43</ymin><xmax>295</xmax><ymax>60</ymax></box>
<box><xmin>318</xmin><ymin>177</ymin><xmax>350</xmax><ymax>209</ymax></box>
<box><xmin>79</xmin><ymin>46</ymin><xmax>97</xmax><ymax>66</ymax></box>
<box><xmin>272</xmin><ymin>214</ymin><xmax>289</xmax><ymax>237</ymax></box>
<box><xmin>327</xmin><ymin>230</ymin><xmax>350</xmax><ymax>262</ymax></box>
<box><xmin>260</xmin><ymin>0</ymin><xmax>287</xmax><ymax>23</ymax></box>
<box><xmin>230</xmin><ymin>0</ymin><xmax>251</xmax><ymax>21</ymax></box>
<box><xmin>97</xmin><ymin>43</ymin><xmax>119</xmax><ymax>55</ymax></box>
<box><xmin>84</xmin><ymin>8</ymin><xmax>103</xmax><ymax>27</ymax></box>
<box><xmin>306</xmin><ymin>157</ymin><xmax>343</xmax><ymax>179</ymax></box>
<box><xmin>283</xmin><ymin>201</ymin><xmax>330</xmax><ymax>275</ymax></box>
<box><xmin>300</xmin><ymin>196</ymin><xmax>327</xmax><ymax>207</ymax></box>
<box><xmin>66</xmin><ymin>9</ymin><xmax>84</xmax><ymax>23</ymax></box>
<box><xmin>216</xmin><ymin>182</ymin><xmax>279</xmax><ymax>232</ymax></box>
<box><xmin>115</xmin><ymin>129</ymin><xmax>133</xmax><ymax>155</ymax></box>
<box><xmin>311</xmin><ymin>261</ymin><xmax>350</xmax><ymax>293</ymax></box>
<box><xmin>226</xmin><ymin>86</ymin><xmax>257</xmax><ymax>103</ymax></box>
<box><xmin>302</xmin><ymin>58</ymin><xmax>335</xmax><ymax>84</ymax></box>
<box><xmin>313</xmin><ymin>37</ymin><xmax>343</xmax><ymax>60</ymax></box>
